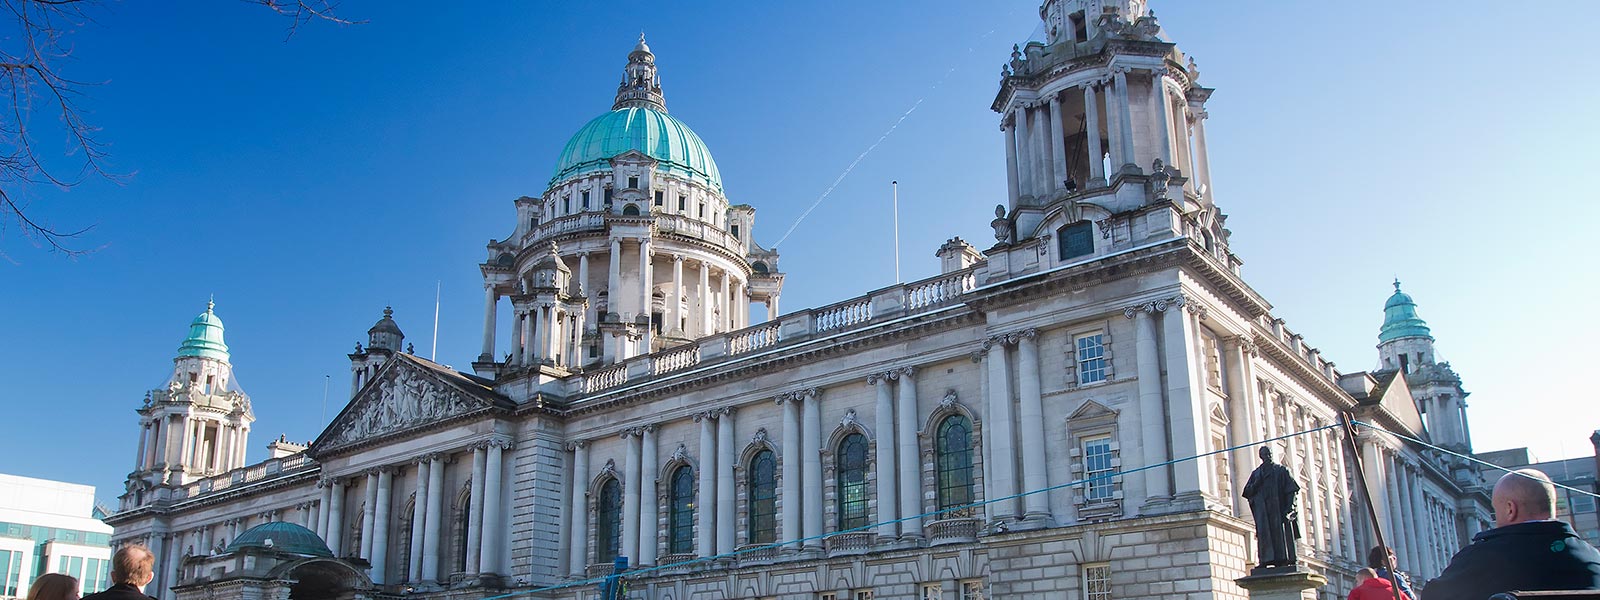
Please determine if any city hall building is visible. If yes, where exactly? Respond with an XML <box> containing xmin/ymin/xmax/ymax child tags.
<box><xmin>105</xmin><ymin>2</ymin><xmax>1494</xmax><ymax>599</ymax></box>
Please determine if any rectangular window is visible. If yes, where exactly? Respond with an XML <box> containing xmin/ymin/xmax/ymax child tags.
<box><xmin>854</xmin><ymin>592</ymin><xmax>874</xmax><ymax>600</ymax></box>
<box><xmin>920</xmin><ymin>584</ymin><xmax>942</xmax><ymax>600</ymax></box>
<box><xmin>1076</xmin><ymin>333</ymin><xmax>1108</xmax><ymax>384</ymax></box>
<box><xmin>604</xmin><ymin>188</ymin><xmax>613</xmax><ymax>204</ymax></box>
<box><xmin>564</xmin><ymin>197</ymin><xmax>571</xmax><ymax>214</ymax></box>
<box><xmin>1069</xmin><ymin>11</ymin><xmax>1089</xmax><ymax>42</ymax></box>
<box><xmin>0</xmin><ymin>549</ymin><xmax>20</xmax><ymax>596</ymax></box>
<box><xmin>1084</xmin><ymin>563</ymin><xmax>1112</xmax><ymax>600</ymax></box>
<box><xmin>1084</xmin><ymin>437</ymin><xmax>1115</xmax><ymax>501</ymax></box>
<box><xmin>678</xmin><ymin>195</ymin><xmax>686</xmax><ymax>211</ymax></box>
<box><xmin>654</xmin><ymin>190</ymin><xmax>664</xmax><ymax>206</ymax></box>
<box><xmin>582</xmin><ymin>191</ymin><xmax>590</xmax><ymax>209</ymax></box>
<box><xmin>819</xmin><ymin>594</ymin><xmax>838</xmax><ymax>600</ymax></box>
<box><xmin>628</xmin><ymin>176</ymin><xmax>639</xmax><ymax>189</ymax></box>
<box><xmin>699</xmin><ymin>203</ymin><xmax>706</xmax><ymax>218</ymax></box>
<box><xmin>960</xmin><ymin>580</ymin><xmax>985</xmax><ymax>600</ymax></box>
<box><xmin>731</xmin><ymin>224</ymin><xmax>740</xmax><ymax>240</ymax></box>
<box><xmin>1059</xmin><ymin>221</ymin><xmax>1094</xmax><ymax>260</ymax></box>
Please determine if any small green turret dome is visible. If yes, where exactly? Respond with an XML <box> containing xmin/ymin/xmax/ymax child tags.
<box><xmin>550</xmin><ymin>106</ymin><xmax>723</xmax><ymax>192</ymax></box>
<box><xmin>1379</xmin><ymin>280</ymin><xmax>1432</xmax><ymax>343</ymax></box>
<box><xmin>177</xmin><ymin>300</ymin><xmax>230</xmax><ymax>361</ymax></box>
<box><xmin>224</xmin><ymin>521</ymin><xmax>332</xmax><ymax>557</ymax></box>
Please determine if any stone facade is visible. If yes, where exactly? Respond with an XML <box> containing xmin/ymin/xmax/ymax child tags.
<box><xmin>106</xmin><ymin>2</ymin><xmax>1494</xmax><ymax>599</ymax></box>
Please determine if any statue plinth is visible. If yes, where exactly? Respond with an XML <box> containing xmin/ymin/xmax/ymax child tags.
<box><xmin>1234</xmin><ymin>567</ymin><xmax>1327</xmax><ymax>600</ymax></box>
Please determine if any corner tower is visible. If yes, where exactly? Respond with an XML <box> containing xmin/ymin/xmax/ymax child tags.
<box><xmin>474</xmin><ymin>37</ymin><xmax>783</xmax><ymax>378</ymax></box>
<box><xmin>1377</xmin><ymin>281</ymin><xmax>1471</xmax><ymax>453</ymax></box>
<box><xmin>988</xmin><ymin>0</ymin><xmax>1238</xmax><ymax>282</ymax></box>
<box><xmin>126</xmin><ymin>301</ymin><xmax>255</xmax><ymax>502</ymax></box>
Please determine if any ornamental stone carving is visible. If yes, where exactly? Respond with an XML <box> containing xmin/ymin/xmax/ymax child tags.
<box><xmin>323</xmin><ymin>363</ymin><xmax>482</xmax><ymax>449</ymax></box>
<box><xmin>941</xmin><ymin>390</ymin><xmax>959</xmax><ymax>410</ymax></box>
<box><xmin>1122</xmin><ymin>294</ymin><xmax>1188</xmax><ymax>319</ymax></box>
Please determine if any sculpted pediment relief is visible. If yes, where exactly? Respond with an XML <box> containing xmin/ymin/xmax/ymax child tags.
<box><xmin>315</xmin><ymin>357</ymin><xmax>505</xmax><ymax>453</ymax></box>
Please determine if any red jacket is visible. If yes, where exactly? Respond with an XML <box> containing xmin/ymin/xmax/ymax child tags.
<box><xmin>1349</xmin><ymin>577</ymin><xmax>1412</xmax><ymax>600</ymax></box>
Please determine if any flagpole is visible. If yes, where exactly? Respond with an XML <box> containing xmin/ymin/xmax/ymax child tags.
<box><xmin>892</xmin><ymin>180</ymin><xmax>900</xmax><ymax>284</ymax></box>
<box><xmin>431</xmin><ymin>281</ymin><xmax>441</xmax><ymax>361</ymax></box>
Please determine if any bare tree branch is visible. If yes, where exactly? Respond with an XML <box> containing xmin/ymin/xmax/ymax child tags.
<box><xmin>0</xmin><ymin>0</ymin><xmax>361</xmax><ymax>258</ymax></box>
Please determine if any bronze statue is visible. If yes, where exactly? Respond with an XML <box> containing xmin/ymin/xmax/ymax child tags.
<box><xmin>1242</xmin><ymin>445</ymin><xmax>1301</xmax><ymax>570</ymax></box>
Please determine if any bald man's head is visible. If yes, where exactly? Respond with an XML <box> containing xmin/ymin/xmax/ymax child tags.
<box><xmin>1491</xmin><ymin>468</ymin><xmax>1557</xmax><ymax>528</ymax></box>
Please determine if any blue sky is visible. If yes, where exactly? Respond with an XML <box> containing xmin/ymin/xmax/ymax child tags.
<box><xmin>3</xmin><ymin>2</ymin><xmax>1596</xmax><ymax>507</ymax></box>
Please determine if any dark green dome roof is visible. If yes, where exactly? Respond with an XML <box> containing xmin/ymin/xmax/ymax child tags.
<box><xmin>224</xmin><ymin>522</ymin><xmax>332</xmax><ymax>557</ymax></box>
<box><xmin>1379</xmin><ymin>280</ymin><xmax>1432</xmax><ymax>343</ymax></box>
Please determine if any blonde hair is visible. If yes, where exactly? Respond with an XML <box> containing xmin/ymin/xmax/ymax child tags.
<box><xmin>111</xmin><ymin>544</ymin><xmax>155</xmax><ymax>585</ymax></box>
<box><xmin>27</xmin><ymin>573</ymin><xmax>79</xmax><ymax>600</ymax></box>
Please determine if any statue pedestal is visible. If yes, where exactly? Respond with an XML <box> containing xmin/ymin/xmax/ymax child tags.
<box><xmin>1235</xmin><ymin>567</ymin><xmax>1327</xmax><ymax>600</ymax></box>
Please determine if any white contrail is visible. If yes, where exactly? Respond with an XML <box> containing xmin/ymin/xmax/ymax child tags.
<box><xmin>771</xmin><ymin>22</ymin><xmax>1005</xmax><ymax>249</ymax></box>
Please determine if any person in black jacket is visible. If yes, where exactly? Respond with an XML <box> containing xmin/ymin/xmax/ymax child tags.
<box><xmin>80</xmin><ymin>545</ymin><xmax>158</xmax><ymax>600</ymax></box>
<box><xmin>1423</xmin><ymin>469</ymin><xmax>1600</xmax><ymax>600</ymax></box>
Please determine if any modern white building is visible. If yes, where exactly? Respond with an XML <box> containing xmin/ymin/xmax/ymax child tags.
<box><xmin>107</xmin><ymin>3</ymin><xmax>1495</xmax><ymax>599</ymax></box>
<box><xmin>0</xmin><ymin>474</ymin><xmax>115</xmax><ymax>599</ymax></box>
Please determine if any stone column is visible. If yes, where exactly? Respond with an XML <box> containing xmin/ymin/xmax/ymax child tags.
<box><xmin>871</xmin><ymin>373</ymin><xmax>899</xmax><ymax>539</ymax></box>
<box><xmin>317</xmin><ymin>480</ymin><xmax>333</xmax><ymax>542</ymax></box>
<box><xmin>481</xmin><ymin>441</ymin><xmax>506</xmax><ymax>577</ymax></box>
<box><xmin>731</xmin><ymin>279</ymin><xmax>746</xmax><ymax>330</ymax></box>
<box><xmin>698</xmin><ymin>263</ymin><xmax>712</xmax><ymax>337</ymax></box>
<box><xmin>467</xmin><ymin>446</ymin><xmax>487</xmax><ymax>574</ymax></box>
<box><xmin>1406</xmin><ymin>463</ymin><xmax>1427</xmax><ymax>576</ymax></box>
<box><xmin>146</xmin><ymin>534</ymin><xmax>165</xmax><ymax>598</ymax></box>
<box><xmin>719</xmin><ymin>270</ymin><xmax>731</xmax><ymax>333</ymax></box>
<box><xmin>640</xmin><ymin>238</ymin><xmax>654</xmax><ymax>349</ymax></box>
<box><xmin>894</xmin><ymin>367</ymin><xmax>924</xmax><ymax>537</ymax></box>
<box><xmin>768</xmin><ymin>295</ymin><xmax>780</xmax><ymax>320</ymax></box>
<box><xmin>361</xmin><ymin>473</ymin><xmax>378</xmax><ymax>558</ymax></box>
<box><xmin>1223</xmin><ymin>338</ymin><xmax>1258</xmax><ymax>516</ymax></box>
<box><xmin>1029</xmin><ymin>106</ymin><xmax>1048</xmax><ymax>196</ymax></box>
<box><xmin>779</xmin><ymin>395</ymin><xmax>802</xmax><ymax>550</ymax></box>
<box><xmin>638</xmin><ymin>426</ymin><xmax>659</xmax><ymax>567</ymax></box>
<box><xmin>801</xmin><ymin>389</ymin><xmax>824</xmax><ymax>549</ymax></box>
<box><xmin>327</xmin><ymin>478</ymin><xmax>345</xmax><ymax>556</ymax></box>
<box><xmin>622</xmin><ymin>430</ymin><xmax>642</xmax><ymax>563</ymax></box>
<box><xmin>716</xmin><ymin>408</ymin><xmax>737</xmax><ymax>555</ymax></box>
<box><xmin>696</xmin><ymin>413</ymin><xmax>717</xmax><ymax>557</ymax></box>
<box><xmin>422</xmin><ymin>455</ymin><xmax>445</xmax><ymax>582</ymax></box>
<box><xmin>1003</xmin><ymin>120</ymin><xmax>1020</xmax><ymax>204</ymax></box>
<box><xmin>608</xmin><ymin>237</ymin><xmax>623</xmax><ymax>313</ymax></box>
<box><xmin>508</xmin><ymin>310</ymin><xmax>524</xmax><ymax>365</ymax></box>
<box><xmin>1149</xmin><ymin>70</ymin><xmax>1173</xmax><ymax>166</ymax></box>
<box><xmin>984</xmin><ymin>337</ymin><xmax>1017</xmax><ymax>520</ymax></box>
<box><xmin>1191</xmin><ymin>109</ymin><xmax>1213</xmax><ymax>199</ymax></box>
<box><xmin>1083</xmin><ymin>83</ymin><xmax>1105</xmax><ymax>186</ymax></box>
<box><xmin>1113</xmin><ymin>68</ymin><xmax>1136</xmax><ymax>170</ymax></box>
<box><xmin>480</xmin><ymin>285</ymin><xmax>497</xmax><ymax>361</ymax></box>
<box><xmin>371</xmin><ymin>468</ymin><xmax>393</xmax><ymax>585</ymax></box>
<box><xmin>135</xmin><ymin>422</ymin><xmax>149</xmax><ymax>471</ymax></box>
<box><xmin>164</xmin><ymin>532</ymin><xmax>182</xmax><ymax>600</ymax></box>
<box><xmin>1048</xmin><ymin>94</ymin><xmax>1067</xmax><ymax>189</ymax></box>
<box><xmin>1011</xmin><ymin>109</ymin><xmax>1036</xmax><ymax>198</ymax></box>
<box><xmin>670</xmin><ymin>255</ymin><xmax>685</xmax><ymax>335</ymax></box>
<box><xmin>1164</xmin><ymin>300</ymin><xmax>1205</xmax><ymax>496</ymax></box>
<box><xmin>521</xmin><ymin>309</ymin><xmax>536</xmax><ymax>366</ymax></box>
<box><xmin>1383</xmin><ymin>451</ymin><xmax>1405</xmax><ymax>560</ymax></box>
<box><xmin>1016</xmin><ymin>330</ymin><xmax>1052</xmax><ymax>522</ymax></box>
<box><xmin>568</xmin><ymin>441</ymin><xmax>590</xmax><ymax>575</ymax></box>
<box><xmin>1131</xmin><ymin>308</ymin><xmax>1169</xmax><ymax>501</ymax></box>
<box><xmin>408</xmin><ymin>460</ymin><xmax>428</xmax><ymax>581</ymax></box>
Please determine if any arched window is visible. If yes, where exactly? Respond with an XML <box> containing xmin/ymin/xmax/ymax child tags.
<box><xmin>835</xmin><ymin>433</ymin><xmax>869</xmax><ymax>531</ymax></box>
<box><xmin>668</xmin><ymin>466</ymin><xmax>695</xmax><ymax>554</ymax></box>
<box><xmin>596</xmin><ymin>479</ymin><xmax>622</xmax><ymax>564</ymax></box>
<box><xmin>622</xmin><ymin>203</ymin><xmax>641</xmax><ymax>216</ymax></box>
<box><xmin>747</xmin><ymin>450</ymin><xmax>777</xmax><ymax>544</ymax></box>
<box><xmin>453</xmin><ymin>487</ymin><xmax>471</xmax><ymax>573</ymax></box>
<box><xmin>936</xmin><ymin>415</ymin><xmax>975</xmax><ymax>515</ymax></box>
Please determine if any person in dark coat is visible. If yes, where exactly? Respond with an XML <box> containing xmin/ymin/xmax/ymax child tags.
<box><xmin>80</xmin><ymin>544</ymin><xmax>158</xmax><ymax>600</ymax></box>
<box><xmin>1423</xmin><ymin>469</ymin><xmax>1600</xmax><ymax>600</ymax></box>
<box><xmin>1243</xmin><ymin>445</ymin><xmax>1301</xmax><ymax>568</ymax></box>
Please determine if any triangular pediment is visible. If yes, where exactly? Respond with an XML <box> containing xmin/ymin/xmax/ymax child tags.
<box><xmin>1068</xmin><ymin>399</ymin><xmax>1118</xmax><ymax>421</ymax></box>
<box><xmin>1372</xmin><ymin>370</ymin><xmax>1426</xmax><ymax>437</ymax></box>
<box><xmin>312</xmin><ymin>354</ymin><xmax>512</xmax><ymax>456</ymax></box>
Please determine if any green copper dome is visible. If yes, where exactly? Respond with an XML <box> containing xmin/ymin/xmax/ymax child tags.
<box><xmin>1379</xmin><ymin>280</ymin><xmax>1432</xmax><ymax>343</ymax></box>
<box><xmin>224</xmin><ymin>521</ymin><xmax>332</xmax><ymax>557</ymax></box>
<box><xmin>177</xmin><ymin>301</ymin><xmax>230</xmax><ymax>361</ymax></box>
<box><xmin>551</xmin><ymin>107</ymin><xmax>723</xmax><ymax>192</ymax></box>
